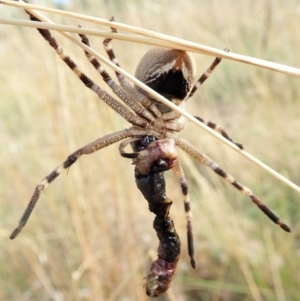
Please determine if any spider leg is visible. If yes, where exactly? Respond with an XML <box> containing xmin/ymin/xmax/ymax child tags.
<box><xmin>78</xmin><ymin>25</ymin><xmax>161</xmax><ymax>118</ymax></box>
<box><xmin>186</xmin><ymin>48</ymin><xmax>229</xmax><ymax>100</ymax></box>
<box><xmin>101</xmin><ymin>20</ymin><xmax>162</xmax><ymax>118</ymax></box>
<box><xmin>77</xmin><ymin>30</ymin><xmax>158</xmax><ymax>123</ymax></box>
<box><xmin>194</xmin><ymin>116</ymin><xmax>243</xmax><ymax>149</ymax></box>
<box><xmin>172</xmin><ymin>160</ymin><xmax>196</xmax><ymax>269</ymax></box>
<box><xmin>102</xmin><ymin>17</ymin><xmax>120</xmax><ymax>70</ymax></box>
<box><xmin>186</xmin><ymin>48</ymin><xmax>244</xmax><ymax>148</ymax></box>
<box><xmin>174</xmin><ymin>136</ymin><xmax>291</xmax><ymax>232</ymax></box>
<box><xmin>10</xmin><ymin>129</ymin><xmax>132</xmax><ymax>239</ymax></box>
<box><xmin>28</xmin><ymin>14</ymin><xmax>148</xmax><ymax>128</ymax></box>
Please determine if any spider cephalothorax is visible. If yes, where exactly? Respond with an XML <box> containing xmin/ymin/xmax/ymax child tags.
<box><xmin>10</xmin><ymin>9</ymin><xmax>291</xmax><ymax>298</ymax></box>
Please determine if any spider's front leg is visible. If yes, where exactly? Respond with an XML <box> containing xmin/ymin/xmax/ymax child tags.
<box><xmin>78</xmin><ymin>27</ymin><xmax>162</xmax><ymax>119</ymax></box>
<box><xmin>26</xmin><ymin>14</ymin><xmax>149</xmax><ymax>129</ymax></box>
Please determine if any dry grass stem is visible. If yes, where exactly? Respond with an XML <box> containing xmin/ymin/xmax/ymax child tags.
<box><xmin>1</xmin><ymin>0</ymin><xmax>300</xmax><ymax>78</ymax></box>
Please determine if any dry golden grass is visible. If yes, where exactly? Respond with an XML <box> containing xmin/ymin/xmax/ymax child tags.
<box><xmin>0</xmin><ymin>0</ymin><xmax>299</xmax><ymax>300</ymax></box>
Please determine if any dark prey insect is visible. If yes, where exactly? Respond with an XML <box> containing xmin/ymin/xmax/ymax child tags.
<box><xmin>9</xmin><ymin>9</ymin><xmax>291</xmax><ymax>297</ymax></box>
<box><xmin>124</xmin><ymin>135</ymin><xmax>181</xmax><ymax>297</ymax></box>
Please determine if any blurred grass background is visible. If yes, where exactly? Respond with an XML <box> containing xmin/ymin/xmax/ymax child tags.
<box><xmin>0</xmin><ymin>0</ymin><xmax>299</xmax><ymax>300</ymax></box>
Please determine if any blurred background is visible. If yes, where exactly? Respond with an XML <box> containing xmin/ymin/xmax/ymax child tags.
<box><xmin>0</xmin><ymin>0</ymin><xmax>299</xmax><ymax>300</ymax></box>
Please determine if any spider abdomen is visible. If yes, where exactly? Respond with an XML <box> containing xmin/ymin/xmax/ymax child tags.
<box><xmin>135</xmin><ymin>48</ymin><xmax>196</xmax><ymax>113</ymax></box>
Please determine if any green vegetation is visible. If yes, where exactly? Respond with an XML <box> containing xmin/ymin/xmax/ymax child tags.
<box><xmin>0</xmin><ymin>0</ymin><xmax>299</xmax><ymax>300</ymax></box>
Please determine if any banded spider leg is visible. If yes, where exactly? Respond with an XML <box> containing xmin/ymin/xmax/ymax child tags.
<box><xmin>172</xmin><ymin>135</ymin><xmax>291</xmax><ymax>233</ymax></box>
<box><xmin>184</xmin><ymin>47</ymin><xmax>243</xmax><ymax>149</ymax></box>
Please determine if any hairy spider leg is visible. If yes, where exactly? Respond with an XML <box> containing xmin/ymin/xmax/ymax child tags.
<box><xmin>174</xmin><ymin>137</ymin><xmax>291</xmax><ymax>232</ymax></box>
<box><xmin>10</xmin><ymin>129</ymin><xmax>132</xmax><ymax>239</ymax></box>
<box><xmin>185</xmin><ymin>48</ymin><xmax>244</xmax><ymax>149</ymax></box>
<box><xmin>101</xmin><ymin>19</ymin><xmax>161</xmax><ymax>114</ymax></box>
<box><xmin>77</xmin><ymin>29</ymin><xmax>158</xmax><ymax>123</ymax></box>
<box><xmin>172</xmin><ymin>160</ymin><xmax>196</xmax><ymax>268</ymax></box>
<box><xmin>102</xmin><ymin>19</ymin><xmax>159</xmax><ymax>110</ymax></box>
<box><xmin>193</xmin><ymin>116</ymin><xmax>244</xmax><ymax>149</ymax></box>
<box><xmin>103</xmin><ymin>23</ymin><xmax>162</xmax><ymax>118</ymax></box>
<box><xmin>186</xmin><ymin>48</ymin><xmax>229</xmax><ymax>99</ymax></box>
<box><xmin>28</xmin><ymin>14</ymin><xmax>149</xmax><ymax>128</ymax></box>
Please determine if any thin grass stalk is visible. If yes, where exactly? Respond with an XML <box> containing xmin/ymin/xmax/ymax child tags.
<box><xmin>0</xmin><ymin>17</ymin><xmax>187</xmax><ymax>49</ymax></box>
<box><xmin>1</xmin><ymin>0</ymin><xmax>300</xmax><ymax>77</ymax></box>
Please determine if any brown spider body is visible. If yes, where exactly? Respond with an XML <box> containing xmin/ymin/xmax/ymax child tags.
<box><xmin>10</xmin><ymin>9</ymin><xmax>291</xmax><ymax>298</ymax></box>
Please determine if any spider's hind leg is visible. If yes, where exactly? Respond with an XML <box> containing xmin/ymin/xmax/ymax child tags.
<box><xmin>175</xmin><ymin>137</ymin><xmax>291</xmax><ymax>233</ymax></box>
<box><xmin>10</xmin><ymin>129</ymin><xmax>131</xmax><ymax>239</ymax></box>
<box><xmin>173</xmin><ymin>160</ymin><xmax>196</xmax><ymax>269</ymax></box>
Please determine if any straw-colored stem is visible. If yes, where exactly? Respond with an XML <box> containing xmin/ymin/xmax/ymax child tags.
<box><xmin>1</xmin><ymin>0</ymin><xmax>299</xmax><ymax>77</ymax></box>
<box><xmin>0</xmin><ymin>17</ymin><xmax>185</xmax><ymax>50</ymax></box>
